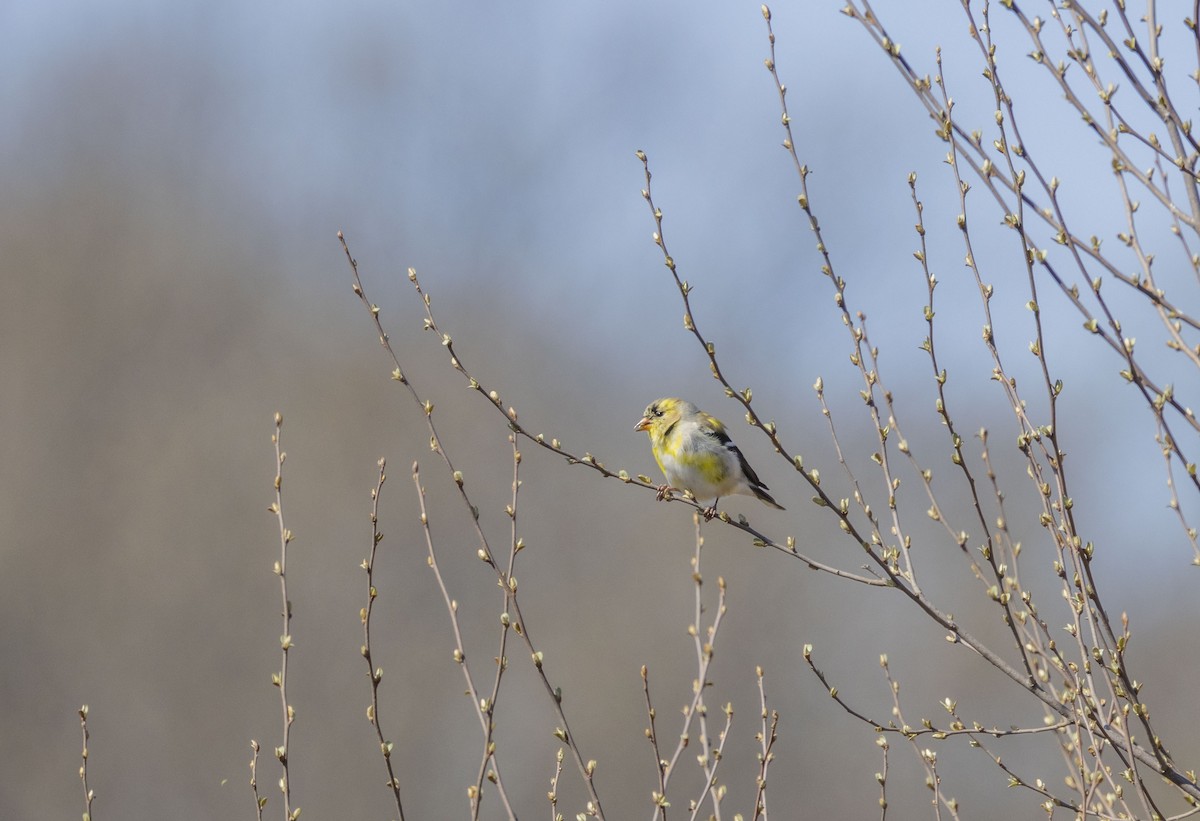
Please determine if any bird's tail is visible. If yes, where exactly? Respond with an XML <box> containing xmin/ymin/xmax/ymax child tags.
<box><xmin>753</xmin><ymin>485</ymin><xmax>785</xmax><ymax>510</ymax></box>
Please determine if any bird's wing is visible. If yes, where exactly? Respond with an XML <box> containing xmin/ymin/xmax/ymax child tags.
<box><xmin>702</xmin><ymin>414</ymin><xmax>769</xmax><ymax>490</ymax></box>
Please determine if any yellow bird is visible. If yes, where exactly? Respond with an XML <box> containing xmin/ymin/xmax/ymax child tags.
<box><xmin>635</xmin><ymin>397</ymin><xmax>784</xmax><ymax>520</ymax></box>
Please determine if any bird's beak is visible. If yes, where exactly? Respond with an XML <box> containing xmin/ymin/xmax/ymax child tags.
<box><xmin>634</xmin><ymin>416</ymin><xmax>651</xmax><ymax>432</ymax></box>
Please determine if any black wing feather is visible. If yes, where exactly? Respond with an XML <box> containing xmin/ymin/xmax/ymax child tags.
<box><xmin>704</xmin><ymin>417</ymin><xmax>769</xmax><ymax>490</ymax></box>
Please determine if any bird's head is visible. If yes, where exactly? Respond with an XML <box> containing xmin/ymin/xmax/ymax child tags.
<box><xmin>635</xmin><ymin>397</ymin><xmax>691</xmax><ymax>439</ymax></box>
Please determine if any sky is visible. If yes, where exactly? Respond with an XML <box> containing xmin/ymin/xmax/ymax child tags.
<box><xmin>2</xmin><ymin>1</ymin><xmax>1198</xmax><ymax>818</ymax></box>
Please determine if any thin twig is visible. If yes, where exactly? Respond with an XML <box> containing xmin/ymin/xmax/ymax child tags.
<box><xmin>750</xmin><ymin>668</ymin><xmax>777</xmax><ymax>821</ymax></box>
<box><xmin>359</xmin><ymin>458</ymin><xmax>406</xmax><ymax>820</ymax></box>
<box><xmin>79</xmin><ymin>705</ymin><xmax>95</xmax><ymax>821</ymax></box>
<box><xmin>249</xmin><ymin>740</ymin><xmax>265</xmax><ymax>820</ymax></box>
<box><xmin>879</xmin><ymin>657</ymin><xmax>960</xmax><ymax>821</ymax></box>
<box><xmin>689</xmin><ymin>703</ymin><xmax>732</xmax><ymax>821</ymax></box>
<box><xmin>410</xmin><ymin>464</ymin><xmax>518</xmax><ymax>820</ymax></box>
<box><xmin>469</xmin><ymin>434</ymin><xmax>524</xmax><ymax>809</ymax></box>
<box><xmin>268</xmin><ymin>412</ymin><xmax>298</xmax><ymax>821</ymax></box>
<box><xmin>686</xmin><ymin>520</ymin><xmax>726</xmax><ymax>821</ymax></box>
<box><xmin>642</xmin><ymin>666</ymin><xmax>669</xmax><ymax>819</ymax></box>
<box><xmin>548</xmin><ymin>748</ymin><xmax>565</xmax><ymax>820</ymax></box>
<box><xmin>650</xmin><ymin>514</ymin><xmax>730</xmax><ymax>819</ymax></box>
<box><xmin>876</xmin><ymin>734</ymin><xmax>888</xmax><ymax>821</ymax></box>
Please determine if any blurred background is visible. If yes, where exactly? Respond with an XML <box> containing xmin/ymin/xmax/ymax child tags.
<box><xmin>2</xmin><ymin>0</ymin><xmax>1197</xmax><ymax>818</ymax></box>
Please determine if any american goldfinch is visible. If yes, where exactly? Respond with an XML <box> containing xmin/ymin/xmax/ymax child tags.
<box><xmin>635</xmin><ymin>397</ymin><xmax>784</xmax><ymax>520</ymax></box>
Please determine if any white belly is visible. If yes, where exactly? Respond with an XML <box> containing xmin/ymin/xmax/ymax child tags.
<box><xmin>658</xmin><ymin>448</ymin><xmax>741</xmax><ymax>501</ymax></box>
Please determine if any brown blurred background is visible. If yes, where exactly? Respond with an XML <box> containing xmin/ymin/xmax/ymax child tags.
<box><xmin>2</xmin><ymin>1</ymin><xmax>1197</xmax><ymax>818</ymax></box>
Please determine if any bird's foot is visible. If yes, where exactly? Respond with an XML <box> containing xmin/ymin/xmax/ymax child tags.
<box><xmin>655</xmin><ymin>484</ymin><xmax>676</xmax><ymax>502</ymax></box>
<box><xmin>702</xmin><ymin>503</ymin><xmax>719</xmax><ymax>521</ymax></box>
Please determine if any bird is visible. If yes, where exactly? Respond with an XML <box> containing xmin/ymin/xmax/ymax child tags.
<box><xmin>635</xmin><ymin>397</ymin><xmax>784</xmax><ymax>520</ymax></box>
